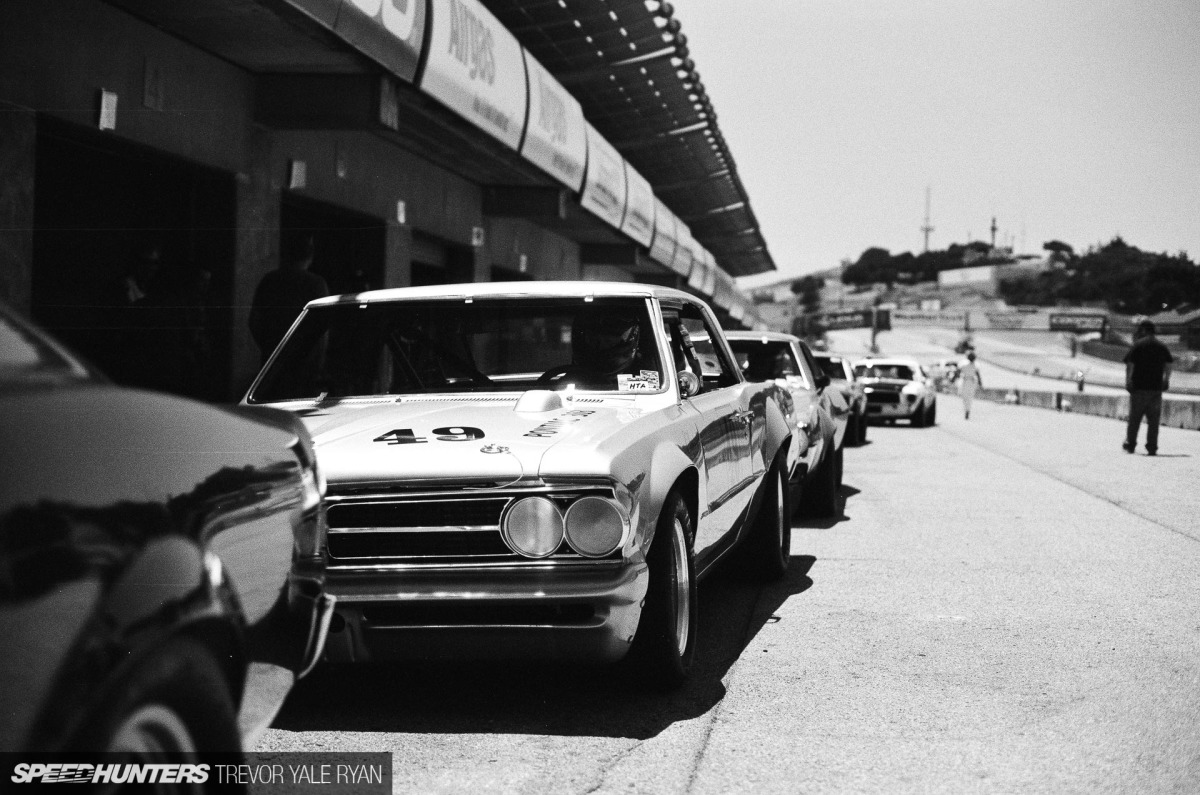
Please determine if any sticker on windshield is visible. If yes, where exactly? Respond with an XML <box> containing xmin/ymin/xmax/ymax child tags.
<box><xmin>618</xmin><ymin>370</ymin><xmax>660</xmax><ymax>392</ymax></box>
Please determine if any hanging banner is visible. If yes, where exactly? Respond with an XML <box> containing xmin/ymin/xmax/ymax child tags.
<box><xmin>674</xmin><ymin>223</ymin><xmax>697</xmax><ymax>279</ymax></box>
<box><xmin>648</xmin><ymin>198</ymin><xmax>679</xmax><ymax>272</ymax></box>
<box><xmin>323</xmin><ymin>0</ymin><xmax>427</xmax><ymax>82</ymax></box>
<box><xmin>620</xmin><ymin>164</ymin><xmax>655</xmax><ymax>248</ymax></box>
<box><xmin>418</xmin><ymin>0</ymin><xmax>527</xmax><ymax>150</ymax></box>
<box><xmin>579</xmin><ymin>123</ymin><xmax>627</xmax><ymax>231</ymax></box>
<box><xmin>520</xmin><ymin>51</ymin><xmax>586</xmax><ymax>192</ymax></box>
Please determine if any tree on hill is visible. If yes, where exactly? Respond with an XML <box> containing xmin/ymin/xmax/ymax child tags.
<box><xmin>998</xmin><ymin>237</ymin><xmax>1199</xmax><ymax>313</ymax></box>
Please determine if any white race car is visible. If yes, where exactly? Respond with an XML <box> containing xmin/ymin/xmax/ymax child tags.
<box><xmin>244</xmin><ymin>281</ymin><xmax>795</xmax><ymax>688</ymax></box>
<box><xmin>854</xmin><ymin>357</ymin><xmax>938</xmax><ymax>427</ymax></box>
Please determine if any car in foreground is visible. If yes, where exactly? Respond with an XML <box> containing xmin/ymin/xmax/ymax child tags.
<box><xmin>244</xmin><ymin>281</ymin><xmax>794</xmax><ymax>688</ymax></box>
<box><xmin>725</xmin><ymin>331</ymin><xmax>846</xmax><ymax>517</ymax></box>
<box><xmin>0</xmin><ymin>302</ymin><xmax>334</xmax><ymax>757</ymax></box>
<box><xmin>812</xmin><ymin>350</ymin><xmax>868</xmax><ymax>446</ymax></box>
<box><xmin>853</xmin><ymin>357</ymin><xmax>938</xmax><ymax>426</ymax></box>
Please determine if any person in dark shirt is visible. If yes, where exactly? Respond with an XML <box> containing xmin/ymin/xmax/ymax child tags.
<box><xmin>248</xmin><ymin>237</ymin><xmax>329</xmax><ymax>364</ymax></box>
<box><xmin>1122</xmin><ymin>319</ymin><xmax>1173</xmax><ymax>455</ymax></box>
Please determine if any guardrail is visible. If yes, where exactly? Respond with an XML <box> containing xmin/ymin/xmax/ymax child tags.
<box><xmin>976</xmin><ymin>388</ymin><xmax>1200</xmax><ymax>431</ymax></box>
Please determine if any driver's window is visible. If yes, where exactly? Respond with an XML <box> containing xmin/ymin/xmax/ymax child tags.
<box><xmin>679</xmin><ymin>305</ymin><xmax>738</xmax><ymax>390</ymax></box>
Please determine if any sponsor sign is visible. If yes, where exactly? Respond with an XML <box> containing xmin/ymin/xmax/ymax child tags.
<box><xmin>619</xmin><ymin>164</ymin><xmax>655</xmax><ymax>248</ymax></box>
<box><xmin>418</xmin><ymin>0</ymin><xmax>527</xmax><ymax>150</ymax></box>
<box><xmin>579</xmin><ymin>122</ymin><xmax>627</xmax><ymax>230</ymax></box>
<box><xmin>648</xmin><ymin>198</ymin><xmax>679</xmax><ymax>272</ymax></box>
<box><xmin>892</xmin><ymin>310</ymin><xmax>966</xmax><ymax>328</ymax></box>
<box><xmin>329</xmin><ymin>0</ymin><xmax>427</xmax><ymax>82</ymax></box>
<box><xmin>673</xmin><ymin>222</ymin><xmax>696</xmax><ymax>278</ymax></box>
<box><xmin>984</xmin><ymin>311</ymin><xmax>1028</xmax><ymax>330</ymax></box>
<box><xmin>519</xmin><ymin>52</ymin><xmax>586</xmax><ymax>191</ymax></box>
<box><xmin>818</xmin><ymin>309</ymin><xmax>873</xmax><ymax>331</ymax></box>
<box><xmin>1050</xmin><ymin>313</ymin><xmax>1107</xmax><ymax>332</ymax></box>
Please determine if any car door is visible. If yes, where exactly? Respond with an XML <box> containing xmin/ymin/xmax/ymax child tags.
<box><xmin>663</xmin><ymin>303</ymin><xmax>757</xmax><ymax>561</ymax></box>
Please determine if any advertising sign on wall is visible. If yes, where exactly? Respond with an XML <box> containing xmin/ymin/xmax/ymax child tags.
<box><xmin>418</xmin><ymin>0</ymin><xmax>527</xmax><ymax>151</ymax></box>
<box><xmin>1050</xmin><ymin>313</ymin><xmax>1108</xmax><ymax>333</ymax></box>
<box><xmin>579</xmin><ymin>122</ymin><xmax>627</xmax><ymax>231</ymax></box>
<box><xmin>619</xmin><ymin>164</ymin><xmax>655</xmax><ymax>248</ymax></box>
<box><xmin>520</xmin><ymin>51</ymin><xmax>586</xmax><ymax>192</ymax></box>
<box><xmin>285</xmin><ymin>0</ymin><xmax>427</xmax><ymax>82</ymax></box>
<box><xmin>648</xmin><ymin>198</ymin><xmax>679</xmax><ymax>272</ymax></box>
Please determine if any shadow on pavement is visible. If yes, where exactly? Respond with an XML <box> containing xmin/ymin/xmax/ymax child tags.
<box><xmin>272</xmin><ymin>556</ymin><xmax>817</xmax><ymax>740</ymax></box>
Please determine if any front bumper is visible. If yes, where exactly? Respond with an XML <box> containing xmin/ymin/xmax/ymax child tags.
<box><xmin>322</xmin><ymin>559</ymin><xmax>648</xmax><ymax>664</ymax></box>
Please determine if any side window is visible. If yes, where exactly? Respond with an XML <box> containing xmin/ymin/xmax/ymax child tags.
<box><xmin>679</xmin><ymin>304</ymin><xmax>739</xmax><ymax>390</ymax></box>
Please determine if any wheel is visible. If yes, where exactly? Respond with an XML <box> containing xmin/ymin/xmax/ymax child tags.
<box><xmin>737</xmin><ymin>453</ymin><xmax>791</xmax><ymax>581</ymax></box>
<box><xmin>627</xmin><ymin>490</ymin><xmax>697</xmax><ymax>689</ymax></box>
<box><xmin>74</xmin><ymin>638</ymin><xmax>241</xmax><ymax>760</ymax></box>
<box><xmin>845</xmin><ymin>412</ymin><xmax>860</xmax><ymax>447</ymax></box>
<box><xmin>857</xmin><ymin>410</ymin><xmax>868</xmax><ymax>445</ymax></box>
<box><xmin>911</xmin><ymin>402</ymin><xmax>926</xmax><ymax>427</ymax></box>
<box><xmin>801</xmin><ymin>444</ymin><xmax>840</xmax><ymax>518</ymax></box>
<box><xmin>927</xmin><ymin>401</ymin><xmax>937</xmax><ymax>426</ymax></box>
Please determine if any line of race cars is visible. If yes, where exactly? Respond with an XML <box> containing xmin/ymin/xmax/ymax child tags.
<box><xmin>1</xmin><ymin>281</ymin><xmax>942</xmax><ymax>760</ymax></box>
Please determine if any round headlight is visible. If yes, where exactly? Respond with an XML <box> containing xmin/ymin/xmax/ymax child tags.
<box><xmin>564</xmin><ymin>496</ymin><xmax>628</xmax><ymax>558</ymax></box>
<box><xmin>501</xmin><ymin>497</ymin><xmax>564</xmax><ymax>558</ymax></box>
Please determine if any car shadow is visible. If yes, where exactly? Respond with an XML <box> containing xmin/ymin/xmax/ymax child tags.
<box><xmin>271</xmin><ymin>556</ymin><xmax>817</xmax><ymax>741</ymax></box>
<box><xmin>794</xmin><ymin>483</ymin><xmax>860</xmax><ymax>529</ymax></box>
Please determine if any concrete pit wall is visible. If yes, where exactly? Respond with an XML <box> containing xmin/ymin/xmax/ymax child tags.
<box><xmin>978</xmin><ymin>388</ymin><xmax>1200</xmax><ymax>431</ymax></box>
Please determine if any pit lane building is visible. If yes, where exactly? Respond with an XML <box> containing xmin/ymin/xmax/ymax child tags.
<box><xmin>0</xmin><ymin>0</ymin><xmax>776</xmax><ymax>400</ymax></box>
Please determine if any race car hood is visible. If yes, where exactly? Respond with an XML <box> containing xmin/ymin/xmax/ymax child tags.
<box><xmin>288</xmin><ymin>395</ymin><xmax>648</xmax><ymax>486</ymax></box>
<box><xmin>860</xmin><ymin>378</ymin><xmax>912</xmax><ymax>391</ymax></box>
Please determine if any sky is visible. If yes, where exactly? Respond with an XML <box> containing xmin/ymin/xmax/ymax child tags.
<box><xmin>674</xmin><ymin>0</ymin><xmax>1200</xmax><ymax>286</ymax></box>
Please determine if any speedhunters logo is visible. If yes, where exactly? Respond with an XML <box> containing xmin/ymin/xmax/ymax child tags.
<box><xmin>11</xmin><ymin>762</ymin><xmax>208</xmax><ymax>784</ymax></box>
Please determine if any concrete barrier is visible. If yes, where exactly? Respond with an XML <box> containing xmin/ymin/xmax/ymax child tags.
<box><xmin>977</xmin><ymin>388</ymin><xmax>1200</xmax><ymax>431</ymax></box>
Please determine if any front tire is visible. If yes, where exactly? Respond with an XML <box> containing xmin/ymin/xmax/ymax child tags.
<box><xmin>737</xmin><ymin>453</ymin><xmax>791</xmax><ymax>581</ymax></box>
<box><xmin>856</xmin><ymin>409</ymin><xmax>868</xmax><ymax>445</ymax></box>
<box><xmin>802</xmin><ymin>444</ymin><xmax>842</xmax><ymax>518</ymax></box>
<box><xmin>627</xmin><ymin>491</ymin><xmax>698</xmax><ymax>689</ymax></box>
<box><xmin>72</xmin><ymin>637</ymin><xmax>242</xmax><ymax>783</ymax></box>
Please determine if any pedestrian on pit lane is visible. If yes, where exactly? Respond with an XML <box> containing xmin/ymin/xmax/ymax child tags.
<box><xmin>1123</xmin><ymin>319</ymin><xmax>1173</xmax><ymax>456</ymax></box>
<box><xmin>249</xmin><ymin>235</ymin><xmax>329</xmax><ymax>365</ymax></box>
<box><xmin>956</xmin><ymin>351</ymin><xmax>982</xmax><ymax>419</ymax></box>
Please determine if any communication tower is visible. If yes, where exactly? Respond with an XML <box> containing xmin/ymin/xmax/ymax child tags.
<box><xmin>920</xmin><ymin>187</ymin><xmax>934</xmax><ymax>253</ymax></box>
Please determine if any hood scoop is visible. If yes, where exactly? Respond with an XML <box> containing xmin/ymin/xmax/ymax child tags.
<box><xmin>514</xmin><ymin>390</ymin><xmax>565</xmax><ymax>413</ymax></box>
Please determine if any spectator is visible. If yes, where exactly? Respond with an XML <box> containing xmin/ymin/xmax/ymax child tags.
<box><xmin>249</xmin><ymin>237</ymin><xmax>329</xmax><ymax>364</ymax></box>
<box><xmin>1122</xmin><ymin>319</ymin><xmax>1173</xmax><ymax>455</ymax></box>
<box><xmin>957</xmin><ymin>351</ymin><xmax>982</xmax><ymax>420</ymax></box>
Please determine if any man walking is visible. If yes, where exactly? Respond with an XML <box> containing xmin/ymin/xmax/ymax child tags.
<box><xmin>1123</xmin><ymin>319</ymin><xmax>1173</xmax><ymax>455</ymax></box>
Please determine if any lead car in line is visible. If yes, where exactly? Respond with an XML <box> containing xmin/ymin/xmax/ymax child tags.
<box><xmin>244</xmin><ymin>282</ymin><xmax>795</xmax><ymax>688</ymax></box>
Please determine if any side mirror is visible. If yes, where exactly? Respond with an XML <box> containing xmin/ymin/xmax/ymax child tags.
<box><xmin>678</xmin><ymin>370</ymin><xmax>701</xmax><ymax>398</ymax></box>
<box><xmin>814</xmin><ymin>371</ymin><xmax>831</xmax><ymax>391</ymax></box>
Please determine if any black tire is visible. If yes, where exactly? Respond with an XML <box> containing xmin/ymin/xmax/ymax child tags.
<box><xmin>738</xmin><ymin>453</ymin><xmax>791</xmax><ymax>581</ymax></box>
<box><xmin>911</xmin><ymin>402</ymin><xmax>926</xmax><ymax>427</ymax></box>
<box><xmin>927</xmin><ymin>401</ymin><xmax>937</xmax><ymax>426</ymax></box>
<box><xmin>627</xmin><ymin>490</ymin><xmax>698</xmax><ymax>690</ymax></box>
<box><xmin>857</xmin><ymin>410</ymin><xmax>869</xmax><ymax>444</ymax></box>
<box><xmin>845</xmin><ymin>412</ymin><xmax>860</xmax><ymax>447</ymax></box>
<box><xmin>802</xmin><ymin>444</ymin><xmax>841</xmax><ymax>518</ymax></box>
<box><xmin>74</xmin><ymin>637</ymin><xmax>242</xmax><ymax>763</ymax></box>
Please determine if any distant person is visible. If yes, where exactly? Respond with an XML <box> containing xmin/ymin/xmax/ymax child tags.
<box><xmin>1122</xmin><ymin>319</ymin><xmax>1173</xmax><ymax>455</ymax></box>
<box><xmin>957</xmin><ymin>351</ymin><xmax>982</xmax><ymax>419</ymax></box>
<box><xmin>249</xmin><ymin>237</ymin><xmax>329</xmax><ymax>364</ymax></box>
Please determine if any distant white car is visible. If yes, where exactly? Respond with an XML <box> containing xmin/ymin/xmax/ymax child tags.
<box><xmin>853</xmin><ymin>357</ymin><xmax>938</xmax><ymax>427</ymax></box>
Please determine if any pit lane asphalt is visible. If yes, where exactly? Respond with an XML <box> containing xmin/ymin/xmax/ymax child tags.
<box><xmin>258</xmin><ymin>404</ymin><xmax>1200</xmax><ymax>794</ymax></box>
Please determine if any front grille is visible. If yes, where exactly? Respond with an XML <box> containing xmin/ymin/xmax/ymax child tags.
<box><xmin>866</xmin><ymin>392</ymin><xmax>901</xmax><ymax>404</ymax></box>
<box><xmin>324</xmin><ymin>487</ymin><xmax>618</xmax><ymax>566</ymax></box>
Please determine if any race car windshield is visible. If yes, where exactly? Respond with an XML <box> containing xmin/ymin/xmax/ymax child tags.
<box><xmin>814</xmin><ymin>357</ymin><xmax>847</xmax><ymax>380</ymax></box>
<box><xmin>727</xmin><ymin>340</ymin><xmax>809</xmax><ymax>387</ymax></box>
<box><xmin>247</xmin><ymin>296</ymin><xmax>665</xmax><ymax>402</ymax></box>
<box><xmin>857</xmin><ymin>364</ymin><xmax>915</xmax><ymax>380</ymax></box>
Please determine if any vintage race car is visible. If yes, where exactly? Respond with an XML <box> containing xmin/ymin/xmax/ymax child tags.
<box><xmin>725</xmin><ymin>331</ymin><xmax>847</xmax><ymax>518</ymax></box>
<box><xmin>812</xmin><ymin>350</ymin><xmax>868</xmax><ymax>446</ymax></box>
<box><xmin>244</xmin><ymin>282</ymin><xmax>794</xmax><ymax>687</ymax></box>
<box><xmin>0</xmin><ymin>302</ymin><xmax>334</xmax><ymax>757</ymax></box>
<box><xmin>854</xmin><ymin>356</ymin><xmax>938</xmax><ymax>426</ymax></box>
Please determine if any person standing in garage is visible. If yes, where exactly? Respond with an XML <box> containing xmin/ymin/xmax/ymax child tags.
<box><xmin>249</xmin><ymin>236</ymin><xmax>329</xmax><ymax>364</ymax></box>
<box><xmin>1123</xmin><ymin>319</ymin><xmax>1173</xmax><ymax>455</ymax></box>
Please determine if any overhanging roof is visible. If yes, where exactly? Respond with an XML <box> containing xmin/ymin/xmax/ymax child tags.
<box><xmin>479</xmin><ymin>0</ymin><xmax>776</xmax><ymax>277</ymax></box>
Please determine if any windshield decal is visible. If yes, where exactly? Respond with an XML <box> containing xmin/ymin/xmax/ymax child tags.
<box><xmin>617</xmin><ymin>370</ymin><xmax>661</xmax><ymax>392</ymax></box>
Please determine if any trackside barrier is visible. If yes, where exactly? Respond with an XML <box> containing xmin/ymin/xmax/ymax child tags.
<box><xmin>976</xmin><ymin>388</ymin><xmax>1200</xmax><ymax>431</ymax></box>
